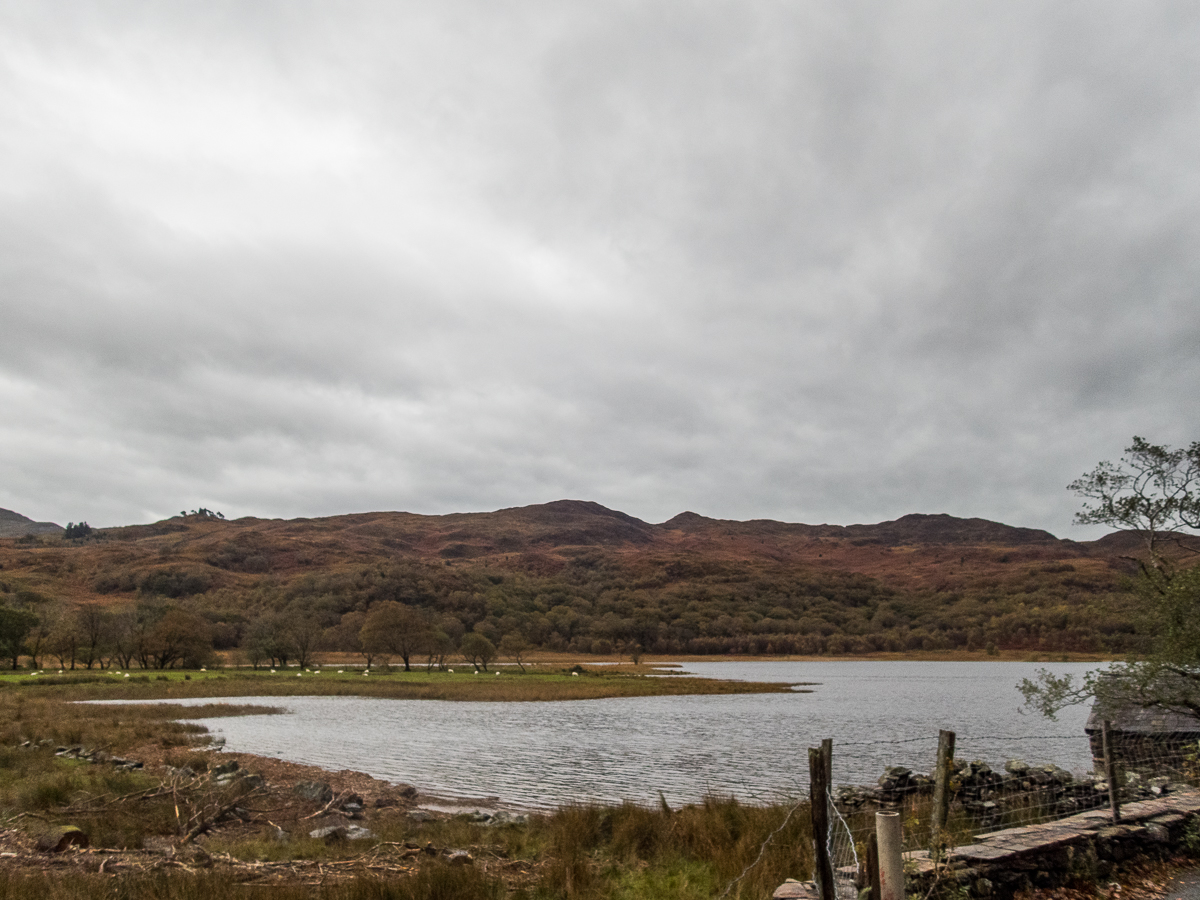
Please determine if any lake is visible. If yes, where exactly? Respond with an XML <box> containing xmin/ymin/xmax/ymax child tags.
<box><xmin>166</xmin><ymin>661</ymin><xmax>1099</xmax><ymax>809</ymax></box>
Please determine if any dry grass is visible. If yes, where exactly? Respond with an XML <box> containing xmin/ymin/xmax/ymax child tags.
<box><xmin>0</xmin><ymin>677</ymin><xmax>815</xmax><ymax>899</ymax></box>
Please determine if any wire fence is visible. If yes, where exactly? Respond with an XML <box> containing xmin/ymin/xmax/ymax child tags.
<box><xmin>824</xmin><ymin>728</ymin><xmax>1200</xmax><ymax>861</ymax></box>
<box><xmin>720</xmin><ymin>725</ymin><xmax>1200</xmax><ymax>900</ymax></box>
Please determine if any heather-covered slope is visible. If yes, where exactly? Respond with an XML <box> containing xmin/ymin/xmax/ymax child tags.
<box><xmin>0</xmin><ymin>501</ymin><xmax>1146</xmax><ymax>664</ymax></box>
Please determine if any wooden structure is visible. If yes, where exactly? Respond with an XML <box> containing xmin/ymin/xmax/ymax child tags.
<box><xmin>1084</xmin><ymin>697</ymin><xmax>1200</xmax><ymax>774</ymax></box>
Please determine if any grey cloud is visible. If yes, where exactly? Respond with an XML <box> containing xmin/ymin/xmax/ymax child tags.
<box><xmin>1</xmin><ymin>1</ymin><xmax>1198</xmax><ymax>536</ymax></box>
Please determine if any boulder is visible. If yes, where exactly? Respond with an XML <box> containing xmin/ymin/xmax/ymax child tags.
<box><xmin>1004</xmin><ymin>759</ymin><xmax>1029</xmax><ymax>776</ymax></box>
<box><xmin>295</xmin><ymin>781</ymin><xmax>334</xmax><ymax>804</ymax></box>
<box><xmin>487</xmin><ymin>811</ymin><xmax>528</xmax><ymax>826</ymax></box>
<box><xmin>341</xmin><ymin>793</ymin><xmax>364</xmax><ymax>817</ymax></box>
<box><xmin>36</xmin><ymin>826</ymin><xmax>89</xmax><ymax>853</ymax></box>
<box><xmin>309</xmin><ymin>824</ymin><xmax>375</xmax><ymax>843</ymax></box>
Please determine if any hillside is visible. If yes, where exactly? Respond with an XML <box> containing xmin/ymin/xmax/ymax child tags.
<box><xmin>0</xmin><ymin>508</ymin><xmax>62</xmax><ymax>539</ymax></box>
<box><xmin>0</xmin><ymin>501</ymin><xmax>1150</xmax><ymax>666</ymax></box>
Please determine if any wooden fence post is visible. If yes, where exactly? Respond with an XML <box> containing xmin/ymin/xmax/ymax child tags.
<box><xmin>809</xmin><ymin>745</ymin><xmax>835</xmax><ymax>900</ymax></box>
<box><xmin>930</xmin><ymin>729</ymin><xmax>956</xmax><ymax>861</ymax></box>
<box><xmin>876</xmin><ymin>811</ymin><xmax>903</xmax><ymax>900</ymax></box>
<box><xmin>865</xmin><ymin>831</ymin><xmax>880</xmax><ymax>900</ymax></box>
<box><xmin>1102</xmin><ymin>719</ymin><xmax>1121</xmax><ymax>824</ymax></box>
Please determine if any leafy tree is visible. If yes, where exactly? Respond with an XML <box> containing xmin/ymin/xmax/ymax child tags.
<box><xmin>145</xmin><ymin>609</ymin><xmax>213</xmax><ymax>669</ymax></box>
<box><xmin>76</xmin><ymin>602</ymin><xmax>115</xmax><ymax>668</ymax></box>
<box><xmin>283</xmin><ymin>598</ymin><xmax>335</xmax><ymax>668</ymax></box>
<box><xmin>46</xmin><ymin>607</ymin><xmax>84</xmax><ymax>669</ymax></box>
<box><xmin>1021</xmin><ymin>437</ymin><xmax>1200</xmax><ymax>720</ymax></box>
<box><xmin>0</xmin><ymin>605</ymin><xmax>38</xmax><ymax>670</ymax></box>
<box><xmin>499</xmin><ymin>632</ymin><xmax>530</xmax><ymax>673</ymax></box>
<box><xmin>422</xmin><ymin>629</ymin><xmax>454</xmax><ymax>672</ymax></box>
<box><xmin>360</xmin><ymin>602</ymin><xmax>429</xmax><ymax>671</ymax></box>
<box><xmin>64</xmin><ymin>521</ymin><xmax>93</xmax><ymax>540</ymax></box>
<box><xmin>1068</xmin><ymin>435</ymin><xmax>1200</xmax><ymax>566</ymax></box>
<box><xmin>460</xmin><ymin>632</ymin><xmax>497</xmax><ymax>672</ymax></box>
<box><xmin>242</xmin><ymin>614</ymin><xmax>295</xmax><ymax>669</ymax></box>
<box><xmin>23</xmin><ymin>613</ymin><xmax>52</xmax><ymax>669</ymax></box>
<box><xmin>107</xmin><ymin>606</ymin><xmax>140</xmax><ymax>669</ymax></box>
<box><xmin>328</xmin><ymin>610</ymin><xmax>373</xmax><ymax>668</ymax></box>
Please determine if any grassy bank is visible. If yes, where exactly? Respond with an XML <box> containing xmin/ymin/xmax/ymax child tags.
<box><xmin>0</xmin><ymin>666</ymin><xmax>800</xmax><ymax>703</ymax></box>
<box><xmin>0</xmin><ymin>678</ymin><xmax>812</xmax><ymax>899</ymax></box>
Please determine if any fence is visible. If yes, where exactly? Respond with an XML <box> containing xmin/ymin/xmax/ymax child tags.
<box><xmin>799</xmin><ymin>723</ymin><xmax>1200</xmax><ymax>900</ymax></box>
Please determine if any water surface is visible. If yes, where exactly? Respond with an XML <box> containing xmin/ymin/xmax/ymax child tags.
<box><xmin>171</xmin><ymin>661</ymin><xmax>1098</xmax><ymax>808</ymax></box>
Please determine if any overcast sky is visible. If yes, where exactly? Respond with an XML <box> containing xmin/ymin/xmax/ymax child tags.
<box><xmin>2</xmin><ymin>2</ymin><xmax>1198</xmax><ymax>536</ymax></box>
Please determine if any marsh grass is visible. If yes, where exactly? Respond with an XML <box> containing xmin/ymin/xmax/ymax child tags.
<box><xmin>513</xmin><ymin>797</ymin><xmax>813</xmax><ymax>900</ymax></box>
<box><xmin>0</xmin><ymin>668</ymin><xmax>794</xmax><ymax>704</ymax></box>
<box><xmin>0</xmin><ymin>867</ymin><xmax>505</xmax><ymax>900</ymax></box>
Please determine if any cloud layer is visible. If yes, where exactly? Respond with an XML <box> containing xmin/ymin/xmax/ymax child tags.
<box><xmin>3</xmin><ymin>1</ymin><xmax>1198</xmax><ymax>535</ymax></box>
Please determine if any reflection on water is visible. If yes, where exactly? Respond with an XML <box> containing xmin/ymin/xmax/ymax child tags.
<box><xmin>173</xmin><ymin>661</ymin><xmax>1099</xmax><ymax>808</ymax></box>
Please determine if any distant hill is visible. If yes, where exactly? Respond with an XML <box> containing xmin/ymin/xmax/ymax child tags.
<box><xmin>0</xmin><ymin>499</ymin><xmax>1158</xmax><ymax>662</ymax></box>
<box><xmin>659</xmin><ymin>511</ymin><xmax>1062</xmax><ymax>545</ymax></box>
<box><xmin>0</xmin><ymin>508</ymin><xmax>62</xmax><ymax>539</ymax></box>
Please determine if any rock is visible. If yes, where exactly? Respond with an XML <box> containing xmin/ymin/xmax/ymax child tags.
<box><xmin>270</xmin><ymin>825</ymin><xmax>290</xmax><ymax>843</ymax></box>
<box><xmin>310</xmin><ymin>824</ymin><xmax>375</xmax><ymax>843</ymax></box>
<box><xmin>487</xmin><ymin>811</ymin><xmax>528</xmax><ymax>826</ymax></box>
<box><xmin>213</xmin><ymin>761</ymin><xmax>239</xmax><ymax>776</ymax></box>
<box><xmin>1004</xmin><ymin>759</ymin><xmax>1029</xmax><ymax>776</ymax></box>
<box><xmin>1045</xmin><ymin>765</ymin><xmax>1074</xmax><ymax>785</ymax></box>
<box><xmin>310</xmin><ymin>825</ymin><xmax>348</xmax><ymax>843</ymax></box>
<box><xmin>773</xmin><ymin>878</ymin><xmax>818</xmax><ymax>900</ymax></box>
<box><xmin>407</xmin><ymin>810</ymin><xmax>435</xmax><ymax>823</ymax></box>
<box><xmin>242</xmin><ymin>774</ymin><xmax>266</xmax><ymax>790</ymax></box>
<box><xmin>399</xmin><ymin>785</ymin><xmax>418</xmax><ymax>799</ymax></box>
<box><xmin>295</xmin><ymin>781</ymin><xmax>334</xmax><ymax>804</ymax></box>
<box><xmin>36</xmin><ymin>826</ymin><xmax>89</xmax><ymax>853</ymax></box>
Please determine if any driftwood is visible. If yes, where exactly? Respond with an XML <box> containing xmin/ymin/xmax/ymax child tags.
<box><xmin>177</xmin><ymin>784</ymin><xmax>264</xmax><ymax>847</ymax></box>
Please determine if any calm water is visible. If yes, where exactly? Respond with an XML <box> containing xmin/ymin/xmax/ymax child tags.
<box><xmin>157</xmin><ymin>662</ymin><xmax>1104</xmax><ymax>811</ymax></box>
<box><xmin>166</xmin><ymin>661</ymin><xmax>1098</xmax><ymax>809</ymax></box>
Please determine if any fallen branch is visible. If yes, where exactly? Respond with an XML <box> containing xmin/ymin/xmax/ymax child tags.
<box><xmin>176</xmin><ymin>786</ymin><xmax>263</xmax><ymax>847</ymax></box>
